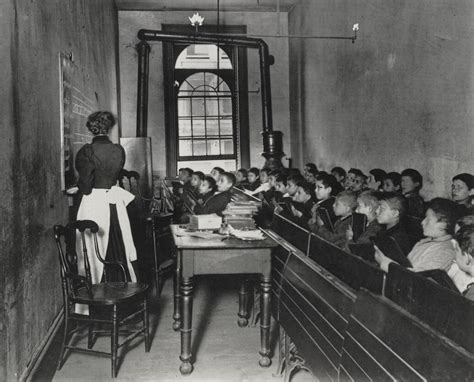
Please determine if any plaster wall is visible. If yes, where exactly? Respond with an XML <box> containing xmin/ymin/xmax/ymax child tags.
<box><xmin>0</xmin><ymin>0</ymin><xmax>118</xmax><ymax>379</ymax></box>
<box><xmin>118</xmin><ymin>10</ymin><xmax>291</xmax><ymax>176</ymax></box>
<box><xmin>289</xmin><ymin>0</ymin><xmax>474</xmax><ymax>200</ymax></box>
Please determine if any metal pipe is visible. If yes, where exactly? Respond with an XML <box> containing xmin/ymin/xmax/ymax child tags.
<box><xmin>136</xmin><ymin>41</ymin><xmax>151</xmax><ymax>137</ymax></box>
<box><xmin>138</xmin><ymin>29</ymin><xmax>273</xmax><ymax>133</ymax></box>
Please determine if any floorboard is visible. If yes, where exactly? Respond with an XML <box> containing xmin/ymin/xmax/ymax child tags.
<box><xmin>33</xmin><ymin>275</ymin><xmax>308</xmax><ymax>381</ymax></box>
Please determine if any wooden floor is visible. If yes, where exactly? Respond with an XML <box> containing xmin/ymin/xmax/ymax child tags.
<box><xmin>34</xmin><ymin>275</ymin><xmax>305</xmax><ymax>382</ymax></box>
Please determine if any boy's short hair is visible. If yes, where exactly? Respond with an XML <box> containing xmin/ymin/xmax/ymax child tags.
<box><xmin>182</xmin><ymin>168</ymin><xmax>193</xmax><ymax>177</ymax></box>
<box><xmin>453</xmin><ymin>173</ymin><xmax>474</xmax><ymax>190</ymax></box>
<box><xmin>269</xmin><ymin>169</ymin><xmax>283</xmax><ymax>177</ymax></box>
<box><xmin>212</xmin><ymin>167</ymin><xmax>225</xmax><ymax>175</ymax></box>
<box><xmin>316</xmin><ymin>173</ymin><xmax>342</xmax><ymax>196</ymax></box>
<box><xmin>354</xmin><ymin>173</ymin><xmax>368</xmax><ymax>182</ymax></box>
<box><xmin>260</xmin><ymin>166</ymin><xmax>271</xmax><ymax>175</ymax></box>
<box><xmin>237</xmin><ymin>168</ymin><xmax>248</xmax><ymax>178</ymax></box>
<box><xmin>348</xmin><ymin>168</ymin><xmax>364</xmax><ymax>177</ymax></box>
<box><xmin>358</xmin><ymin>190</ymin><xmax>381</xmax><ymax>210</ymax></box>
<box><xmin>275</xmin><ymin>174</ymin><xmax>288</xmax><ymax>186</ymax></box>
<box><xmin>305</xmin><ymin>162</ymin><xmax>318</xmax><ymax>173</ymax></box>
<box><xmin>221</xmin><ymin>172</ymin><xmax>236</xmax><ymax>186</ymax></box>
<box><xmin>369</xmin><ymin>169</ymin><xmax>387</xmax><ymax>184</ymax></box>
<box><xmin>288</xmin><ymin>174</ymin><xmax>305</xmax><ymax>185</ymax></box>
<box><xmin>455</xmin><ymin>224</ymin><xmax>474</xmax><ymax>256</ymax></box>
<box><xmin>401</xmin><ymin>168</ymin><xmax>423</xmax><ymax>189</ymax></box>
<box><xmin>248</xmin><ymin>167</ymin><xmax>260</xmax><ymax>177</ymax></box>
<box><xmin>203</xmin><ymin>176</ymin><xmax>217</xmax><ymax>192</ymax></box>
<box><xmin>426</xmin><ymin>198</ymin><xmax>460</xmax><ymax>235</ymax></box>
<box><xmin>380</xmin><ymin>192</ymin><xmax>407</xmax><ymax>217</ymax></box>
<box><xmin>335</xmin><ymin>191</ymin><xmax>358</xmax><ymax>210</ymax></box>
<box><xmin>384</xmin><ymin>172</ymin><xmax>401</xmax><ymax>188</ymax></box>
<box><xmin>296</xmin><ymin>181</ymin><xmax>315</xmax><ymax>198</ymax></box>
<box><xmin>456</xmin><ymin>215</ymin><xmax>474</xmax><ymax>230</ymax></box>
<box><xmin>331</xmin><ymin>167</ymin><xmax>346</xmax><ymax>178</ymax></box>
<box><xmin>307</xmin><ymin>167</ymin><xmax>319</xmax><ymax>176</ymax></box>
<box><xmin>193</xmin><ymin>171</ymin><xmax>205</xmax><ymax>181</ymax></box>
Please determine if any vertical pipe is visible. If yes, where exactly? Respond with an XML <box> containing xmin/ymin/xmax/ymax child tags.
<box><xmin>259</xmin><ymin>44</ymin><xmax>273</xmax><ymax>132</ymax></box>
<box><xmin>136</xmin><ymin>41</ymin><xmax>151</xmax><ymax>137</ymax></box>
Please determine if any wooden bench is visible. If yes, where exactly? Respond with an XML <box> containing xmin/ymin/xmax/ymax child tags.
<box><xmin>279</xmin><ymin>248</ymin><xmax>355</xmax><ymax>380</ymax></box>
<box><xmin>270</xmin><ymin>213</ymin><xmax>311</xmax><ymax>254</ymax></box>
<box><xmin>308</xmin><ymin>233</ymin><xmax>386</xmax><ymax>294</ymax></box>
<box><xmin>340</xmin><ymin>289</ymin><xmax>474</xmax><ymax>381</ymax></box>
<box><xmin>385</xmin><ymin>262</ymin><xmax>474</xmax><ymax>354</ymax></box>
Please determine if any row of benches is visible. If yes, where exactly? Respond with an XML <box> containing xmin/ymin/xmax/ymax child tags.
<box><xmin>264</xmin><ymin>212</ymin><xmax>474</xmax><ymax>381</ymax></box>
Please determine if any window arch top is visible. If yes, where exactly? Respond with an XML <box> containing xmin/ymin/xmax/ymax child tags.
<box><xmin>175</xmin><ymin>44</ymin><xmax>232</xmax><ymax>70</ymax></box>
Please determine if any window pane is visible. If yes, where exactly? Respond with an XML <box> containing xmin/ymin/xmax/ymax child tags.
<box><xmin>193</xmin><ymin>140</ymin><xmax>206</xmax><ymax>156</ymax></box>
<box><xmin>179</xmin><ymin>140</ymin><xmax>193</xmax><ymax>156</ymax></box>
<box><xmin>220</xmin><ymin>118</ymin><xmax>233</xmax><ymax>135</ymax></box>
<box><xmin>206</xmin><ymin>119</ymin><xmax>219</xmax><ymax>136</ymax></box>
<box><xmin>220</xmin><ymin>139</ymin><xmax>234</xmax><ymax>155</ymax></box>
<box><xmin>193</xmin><ymin>119</ymin><xmax>206</xmax><ymax>137</ymax></box>
<box><xmin>192</xmin><ymin>98</ymin><xmax>205</xmax><ymax>116</ymax></box>
<box><xmin>220</xmin><ymin>98</ymin><xmax>232</xmax><ymax>115</ymax></box>
<box><xmin>186</xmin><ymin>73</ymin><xmax>205</xmax><ymax>88</ymax></box>
<box><xmin>178</xmin><ymin>98</ymin><xmax>191</xmax><ymax>116</ymax></box>
<box><xmin>178</xmin><ymin>119</ymin><xmax>192</xmax><ymax>137</ymax></box>
<box><xmin>205</xmin><ymin>97</ymin><xmax>219</xmax><ymax>116</ymax></box>
<box><xmin>175</xmin><ymin>44</ymin><xmax>232</xmax><ymax>70</ymax></box>
<box><xmin>207</xmin><ymin>140</ymin><xmax>221</xmax><ymax>155</ymax></box>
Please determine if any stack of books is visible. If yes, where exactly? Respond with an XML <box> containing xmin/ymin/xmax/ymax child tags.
<box><xmin>222</xmin><ymin>201</ymin><xmax>259</xmax><ymax>230</ymax></box>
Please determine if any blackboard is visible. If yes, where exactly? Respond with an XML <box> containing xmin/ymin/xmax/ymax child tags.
<box><xmin>59</xmin><ymin>52</ymin><xmax>97</xmax><ymax>191</ymax></box>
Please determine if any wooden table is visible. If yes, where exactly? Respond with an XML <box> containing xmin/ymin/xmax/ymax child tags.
<box><xmin>170</xmin><ymin>225</ymin><xmax>278</xmax><ymax>375</ymax></box>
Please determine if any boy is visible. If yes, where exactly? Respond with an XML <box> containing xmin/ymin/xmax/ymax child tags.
<box><xmin>344</xmin><ymin>168</ymin><xmax>363</xmax><ymax>190</ymax></box>
<box><xmin>401</xmin><ymin>168</ymin><xmax>424</xmax><ymax>217</ymax></box>
<box><xmin>210</xmin><ymin>166</ymin><xmax>225</xmax><ymax>182</ymax></box>
<box><xmin>303</xmin><ymin>163</ymin><xmax>318</xmax><ymax>181</ymax></box>
<box><xmin>451</xmin><ymin>173</ymin><xmax>474</xmax><ymax>215</ymax></box>
<box><xmin>312</xmin><ymin>190</ymin><xmax>357</xmax><ymax>248</ymax></box>
<box><xmin>308</xmin><ymin>173</ymin><xmax>339</xmax><ymax>231</ymax></box>
<box><xmin>179</xmin><ymin>167</ymin><xmax>194</xmax><ymax>191</ymax></box>
<box><xmin>449</xmin><ymin>224</ymin><xmax>474</xmax><ymax>300</ymax></box>
<box><xmin>351</xmin><ymin>172</ymin><xmax>368</xmax><ymax>194</ymax></box>
<box><xmin>383</xmin><ymin>172</ymin><xmax>401</xmax><ymax>193</ymax></box>
<box><xmin>246</xmin><ymin>167</ymin><xmax>271</xmax><ymax>196</ymax></box>
<box><xmin>331</xmin><ymin>167</ymin><xmax>346</xmax><ymax>188</ymax></box>
<box><xmin>195</xmin><ymin>172</ymin><xmax>235</xmax><ymax>216</ymax></box>
<box><xmin>235</xmin><ymin>168</ymin><xmax>249</xmax><ymax>190</ymax></box>
<box><xmin>290</xmin><ymin>181</ymin><xmax>316</xmax><ymax>227</ymax></box>
<box><xmin>368</xmin><ymin>169</ymin><xmax>387</xmax><ymax>191</ymax></box>
<box><xmin>191</xmin><ymin>171</ymin><xmax>205</xmax><ymax>195</ymax></box>
<box><xmin>373</xmin><ymin>192</ymin><xmax>413</xmax><ymax>256</ymax></box>
<box><xmin>245</xmin><ymin>167</ymin><xmax>261</xmax><ymax>192</ymax></box>
<box><xmin>346</xmin><ymin>190</ymin><xmax>382</xmax><ymax>245</ymax></box>
<box><xmin>192</xmin><ymin>175</ymin><xmax>216</xmax><ymax>213</ymax></box>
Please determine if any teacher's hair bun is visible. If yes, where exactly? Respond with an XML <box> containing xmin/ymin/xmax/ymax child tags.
<box><xmin>86</xmin><ymin>111</ymin><xmax>116</xmax><ymax>135</ymax></box>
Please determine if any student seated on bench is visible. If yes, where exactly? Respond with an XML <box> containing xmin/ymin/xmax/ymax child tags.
<box><xmin>234</xmin><ymin>168</ymin><xmax>249</xmax><ymax>190</ymax></box>
<box><xmin>311</xmin><ymin>190</ymin><xmax>357</xmax><ymax>248</ymax></box>
<box><xmin>244</xmin><ymin>167</ymin><xmax>261</xmax><ymax>192</ymax></box>
<box><xmin>190</xmin><ymin>171</ymin><xmax>205</xmax><ymax>197</ymax></box>
<box><xmin>374</xmin><ymin>192</ymin><xmax>413</xmax><ymax>256</ymax></box>
<box><xmin>375</xmin><ymin>198</ymin><xmax>458</xmax><ymax>273</ymax></box>
<box><xmin>401</xmin><ymin>168</ymin><xmax>425</xmax><ymax>218</ymax></box>
<box><xmin>194</xmin><ymin>172</ymin><xmax>235</xmax><ymax>216</ymax></box>
<box><xmin>191</xmin><ymin>175</ymin><xmax>216</xmax><ymax>213</ymax></box>
<box><xmin>346</xmin><ymin>190</ymin><xmax>382</xmax><ymax>246</ymax></box>
<box><xmin>448</xmin><ymin>224</ymin><xmax>474</xmax><ymax>300</ymax></box>
<box><xmin>382</xmin><ymin>171</ymin><xmax>402</xmax><ymax>193</ymax></box>
<box><xmin>451</xmin><ymin>173</ymin><xmax>474</xmax><ymax>216</ymax></box>
<box><xmin>367</xmin><ymin>168</ymin><xmax>387</xmax><ymax>191</ymax></box>
<box><xmin>289</xmin><ymin>181</ymin><xmax>316</xmax><ymax>228</ymax></box>
<box><xmin>245</xmin><ymin>167</ymin><xmax>271</xmax><ymax>196</ymax></box>
<box><xmin>308</xmin><ymin>173</ymin><xmax>340</xmax><ymax>232</ymax></box>
<box><xmin>331</xmin><ymin>166</ymin><xmax>346</xmax><ymax>189</ymax></box>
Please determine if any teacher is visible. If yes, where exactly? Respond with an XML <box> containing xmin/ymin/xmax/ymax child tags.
<box><xmin>75</xmin><ymin>111</ymin><xmax>137</xmax><ymax>284</ymax></box>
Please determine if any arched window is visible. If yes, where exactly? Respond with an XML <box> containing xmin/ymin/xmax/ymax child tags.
<box><xmin>175</xmin><ymin>45</ymin><xmax>237</xmax><ymax>172</ymax></box>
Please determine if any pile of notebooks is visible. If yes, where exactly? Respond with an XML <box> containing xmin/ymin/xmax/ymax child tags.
<box><xmin>222</xmin><ymin>201</ymin><xmax>259</xmax><ymax>230</ymax></box>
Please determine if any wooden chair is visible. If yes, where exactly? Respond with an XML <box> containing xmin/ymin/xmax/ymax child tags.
<box><xmin>53</xmin><ymin>220</ymin><xmax>150</xmax><ymax>378</ymax></box>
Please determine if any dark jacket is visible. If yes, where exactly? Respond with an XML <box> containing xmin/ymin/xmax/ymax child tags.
<box><xmin>244</xmin><ymin>180</ymin><xmax>261</xmax><ymax>192</ymax></box>
<box><xmin>195</xmin><ymin>190</ymin><xmax>232</xmax><ymax>216</ymax></box>
<box><xmin>313</xmin><ymin>214</ymin><xmax>353</xmax><ymax>248</ymax></box>
<box><xmin>75</xmin><ymin>135</ymin><xmax>125</xmax><ymax>195</ymax></box>
<box><xmin>375</xmin><ymin>222</ymin><xmax>413</xmax><ymax>256</ymax></box>
<box><xmin>290</xmin><ymin>198</ymin><xmax>316</xmax><ymax>228</ymax></box>
<box><xmin>404</xmin><ymin>192</ymin><xmax>425</xmax><ymax>218</ymax></box>
<box><xmin>347</xmin><ymin>220</ymin><xmax>382</xmax><ymax>245</ymax></box>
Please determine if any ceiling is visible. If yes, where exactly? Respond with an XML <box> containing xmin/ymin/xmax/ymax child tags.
<box><xmin>115</xmin><ymin>0</ymin><xmax>298</xmax><ymax>12</ymax></box>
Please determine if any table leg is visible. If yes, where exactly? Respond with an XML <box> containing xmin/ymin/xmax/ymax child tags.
<box><xmin>172</xmin><ymin>252</ymin><xmax>181</xmax><ymax>331</ymax></box>
<box><xmin>179</xmin><ymin>277</ymin><xmax>194</xmax><ymax>375</ymax></box>
<box><xmin>238</xmin><ymin>278</ymin><xmax>250</xmax><ymax>327</ymax></box>
<box><xmin>151</xmin><ymin>218</ymin><xmax>160</xmax><ymax>292</ymax></box>
<box><xmin>259</xmin><ymin>275</ymin><xmax>272</xmax><ymax>367</ymax></box>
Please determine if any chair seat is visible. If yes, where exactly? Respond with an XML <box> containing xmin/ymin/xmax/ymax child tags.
<box><xmin>75</xmin><ymin>282</ymin><xmax>148</xmax><ymax>305</ymax></box>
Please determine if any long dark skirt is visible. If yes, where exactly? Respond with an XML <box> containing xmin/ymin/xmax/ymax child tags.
<box><xmin>101</xmin><ymin>204</ymin><xmax>132</xmax><ymax>282</ymax></box>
